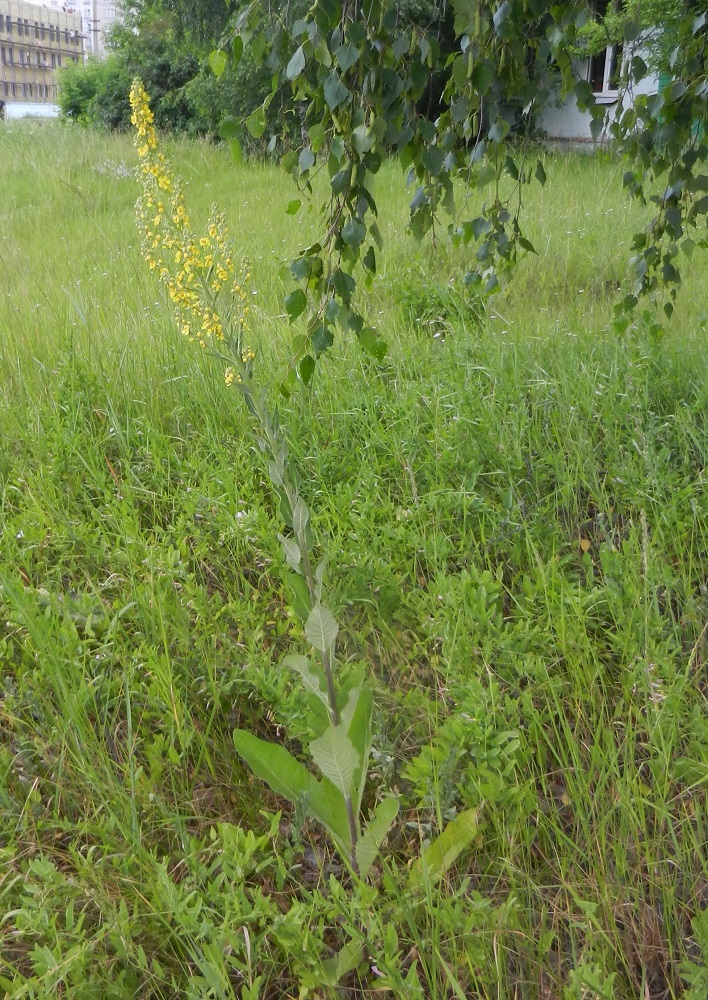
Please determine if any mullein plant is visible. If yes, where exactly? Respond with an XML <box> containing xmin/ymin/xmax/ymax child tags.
<box><xmin>130</xmin><ymin>79</ymin><xmax>398</xmax><ymax>878</ymax></box>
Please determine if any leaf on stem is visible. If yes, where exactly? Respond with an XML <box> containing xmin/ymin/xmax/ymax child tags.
<box><xmin>277</xmin><ymin>533</ymin><xmax>301</xmax><ymax>571</ymax></box>
<box><xmin>305</xmin><ymin>604</ymin><xmax>338</xmax><ymax>651</ymax></box>
<box><xmin>310</xmin><ymin>724</ymin><xmax>359</xmax><ymax>797</ymax></box>
<box><xmin>284</xmin><ymin>654</ymin><xmax>329</xmax><ymax>707</ymax></box>
<box><xmin>357</xmin><ymin>797</ymin><xmax>399</xmax><ymax>878</ymax></box>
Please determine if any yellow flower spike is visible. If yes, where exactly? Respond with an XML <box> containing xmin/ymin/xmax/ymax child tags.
<box><xmin>131</xmin><ymin>78</ymin><xmax>254</xmax><ymax>371</ymax></box>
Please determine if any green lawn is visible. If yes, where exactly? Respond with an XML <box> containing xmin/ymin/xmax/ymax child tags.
<box><xmin>1</xmin><ymin>119</ymin><xmax>707</xmax><ymax>999</ymax></box>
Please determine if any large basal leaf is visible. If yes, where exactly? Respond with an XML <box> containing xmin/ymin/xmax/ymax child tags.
<box><xmin>409</xmin><ymin>807</ymin><xmax>481</xmax><ymax>887</ymax></box>
<box><xmin>233</xmin><ymin>729</ymin><xmax>320</xmax><ymax>804</ymax></box>
<box><xmin>356</xmin><ymin>797</ymin><xmax>399</xmax><ymax>878</ymax></box>
<box><xmin>308</xmin><ymin>776</ymin><xmax>350</xmax><ymax>850</ymax></box>
<box><xmin>305</xmin><ymin>604</ymin><xmax>338</xmax><ymax>652</ymax></box>
<box><xmin>233</xmin><ymin>729</ymin><xmax>350</xmax><ymax>849</ymax></box>
<box><xmin>310</xmin><ymin>724</ymin><xmax>359</xmax><ymax>797</ymax></box>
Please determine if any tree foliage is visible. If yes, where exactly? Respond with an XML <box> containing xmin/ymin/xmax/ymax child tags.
<box><xmin>209</xmin><ymin>0</ymin><xmax>708</xmax><ymax>375</ymax></box>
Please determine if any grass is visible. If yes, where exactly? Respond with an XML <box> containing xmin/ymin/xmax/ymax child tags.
<box><xmin>0</xmin><ymin>118</ymin><xmax>707</xmax><ymax>998</ymax></box>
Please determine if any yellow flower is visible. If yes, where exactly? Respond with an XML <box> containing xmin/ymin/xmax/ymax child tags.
<box><xmin>130</xmin><ymin>78</ymin><xmax>255</xmax><ymax>371</ymax></box>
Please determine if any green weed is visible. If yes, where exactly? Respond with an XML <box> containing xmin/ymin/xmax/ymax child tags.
<box><xmin>0</xmin><ymin>120</ymin><xmax>707</xmax><ymax>997</ymax></box>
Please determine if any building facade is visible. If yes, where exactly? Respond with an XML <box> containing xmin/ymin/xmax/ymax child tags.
<box><xmin>0</xmin><ymin>1</ymin><xmax>83</xmax><ymax>109</ymax></box>
<box><xmin>43</xmin><ymin>1</ymin><xmax>119</xmax><ymax>58</ymax></box>
<box><xmin>538</xmin><ymin>0</ymin><xmax>660</xmax><ymax>144</ymax></box>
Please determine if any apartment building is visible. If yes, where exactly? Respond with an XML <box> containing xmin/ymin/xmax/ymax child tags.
<box><xmin>44</xmin><ymin>1</ymin><xmax>120</xmax><ymax>58</ymax></box>
<box><xmin>0</xmin><ymin>1</ymin><xmax>83</xmax><ymax>108</ymax></box>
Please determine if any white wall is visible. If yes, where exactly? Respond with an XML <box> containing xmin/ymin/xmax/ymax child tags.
<box><xmin>4</xmin><ymin>101</ymin><xmax>59</xmax><ymax>118</ymax></box>
<box><xmin>539</xmin><ymin>58</ymin><xmax>660</xmax><ymax>143</ymax></box>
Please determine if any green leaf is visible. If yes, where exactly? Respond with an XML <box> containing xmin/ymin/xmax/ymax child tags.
<box><xmin>324</xmin><ymin>71</ymin><xmax>351</xmax><ymax>110</ymax></box>
<box><xmin>470</xmin><ymin>59</ymin><xmax>495</xmax><ymax>94</ymax></box>
<box><xmin>286</xmin><ymin>199</ymin><xmax>302</xmax><ymax>215</ymax></box>
<box><xmin>308</xmin><ymin>122</ymin><xmax>327</xmax><ymax>152</ymax></box>
<box><xmin>284</xmin><ymin>289</ymin><xmax>307</xmax><ymax>322</ymax></box>
<box><xmin>488</xmin><ymin>119</ymin><xmax>509</xmax><ymax>144</ymax></box>
<box><xmin>299</xmin><ymin>147</ymin><xmax>315</xmax><ymax>172</ymax></box>
<box><xmin>292</xmin><ymin>496</ymin><xmax>310</xmax><ymax>535</ymax></box>
<box><xmin>277</xmin><ymin>533</ymin><xmax>301</xmax><ymax>571</ymax></box>
<box><xmin>504</xmin><ymin>155</ymin><xmax>518</xmax><ymax>180</ymax></box>
<box><xmin>362</xmin><ymin>245</ymin><xmax>376</xmax><ymax>273</ymax></box>
<box><xmin>631</xmin><ymin>55</ymin><xmax>647</xmax><ymax>83</ymax></box>
<box><xmin>352</xmin><ymin>124</ymin><xmax>375</xmax><ymax>154</ymax></box>
<box><xmin>357</xmin><ymin>326</ymin><xmax>386</xmax><ymax>359</ymax></box>
<box><xmin>310</xmin><ymin>724</ymin><xmax>359</xmax><ymax>797</ymax></box>
<box><xmin>492</xmin><ymin>0</ymin><xmax>511</xmax><ymax>35</ymax></box>
<box><xmin>341</xmin><ymin>218</ymin><xmax>366</xmax><ymax>248</ymax></box>
<box><xmin>622</xmin><ymin>19</ymin><xmax>640</xmax><ymax>42</ymax></box>
<box><xmin>345</xmin><ymin>684</ymin><xmax>373</xmax><ymax>814</ymax></box>
<box><xmin>314</xmin><ymin>38</ymin><xmax>332</xmax><ymax>68</ymax></box>
<box><xmin>246</xmin><ymin>106</ymin><xmax>267</xmax><ymax>139</ymax></box>
<box><xmin>283</xmin><ymin>571</ymin><xmax>311</xmax><ymax>620</ymax></box>
<box><xmin>232</xmin><ymin>35</ymin><xmax>243</xmax><ymax>66</ymax></box>
<box><xmin>305</xmin><ymin>604</ymin><xmax>338</xmax><ymax>651</ymax></box>
<box><xmin>409</xmin><ymin>808</ymin><xmax>481</xmax><ymax>887</ymax></box>
<box><xmin>420</xmin><ymin>145</ymin><xmax>446</xmax><ymax>176</ymax></box>
<box><xmin>535</xmin><ymin>160</ymin><xmax>547</xmax><ymax>187</ymax></box>
<box><xmin>209</xmin><ymin>49</ymin><xmax>227</xmax><ymax>78</ymax></box>
<box><xmin>357</xmin><ymin>798</ymin><xmax>399</xmax><ymax>878</ymax></box>
<box><xmin>233</xmin><ymin>729</ymin><xmax>320</xmax><ymax>805</ymax></box>
<box><xmin>283</xmin><ymin>654</ymin><xmax>329</xmax><ymax>707</ymax></box>
<box><xmin>286</xmin><ymin>45</ymin><xmax>306</xmax><ymax>81</ymax></box>
<box><xmin>574</xmin><ymin>79</ymin><xmax>594</xmax><ymax>109</ymax></box>
<box><xmin>233</xmin><ymin>729</ymin><xmax>350</xmax><ymax>849</ymax></box>
<box><xmin>320</xmin><ymin>941</ymin><xmax>365</xmax><ymax>986</ymax></box>
<box><xmin>334</xmin><ymin>42</ymin><xmax>358</xmax><ymax>72</ymax></box>
<box><xmin>218</xmin><ymin>116</ymin><xmax>241</xmax><ymax>140</ymax></box>
<box><xmin>311</xmin><ymin>322</ymin><xmax>334</xmax><ymax>354</ymax></box>
<box><xmin>331</xmin><ymin>168</ymin><xmax>350</xmax><ymax>195</ymax></box>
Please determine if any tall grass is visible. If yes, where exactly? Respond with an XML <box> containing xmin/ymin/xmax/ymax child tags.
<box><xmin>1</xmin><ymin>119</ymin><xmax>707</xmax><ymax>998</ymax></box>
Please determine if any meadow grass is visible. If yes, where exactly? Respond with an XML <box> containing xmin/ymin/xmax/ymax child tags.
<box><xmin>0</xmin><ymin>119</ymin><xmax>707</xmax><ymax>998</ymax></box>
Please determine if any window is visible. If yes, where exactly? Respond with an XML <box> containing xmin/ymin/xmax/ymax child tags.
<box><xmin>41</xmin><ymin>24</ymin><xmax>45</xmax><ymax>40</ymax></box>
<box><xmin>5</xmin><ymin>15</ymin><xmax>11</xmax><ymax>34</ymax></box>
<box><xmin>51</xmin><ymin>53</ymin><xmax>56</xmax><ymax>67</ymax></box>
<box><xmin>65</xmin><ymin>29</ymin><xmax>69</xmax><ymax>43</ymax></box>
<box><xmin>35</xmin><ymin>22</ymin><xmax>39</xmax><ymax>38</ymax></box>
<box><xmin>589</xmin><ymin>0</ymin><xmax>623</xmax><ymax>97</ymax></box>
